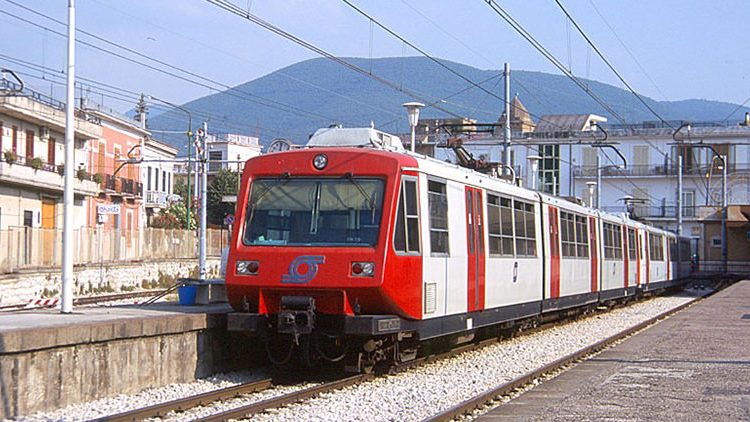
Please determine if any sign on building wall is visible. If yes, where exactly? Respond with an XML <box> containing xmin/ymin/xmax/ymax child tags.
<box><xmin>97</xmin><ymin>204</ymin><xmax>121</xmax><ymax>215</ymax></box>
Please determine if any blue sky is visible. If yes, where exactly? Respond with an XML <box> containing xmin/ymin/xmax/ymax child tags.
<box><xmin>1</xmin><ymin>0</ymin><xmax>748</xmax><ymax>114</ymax></box>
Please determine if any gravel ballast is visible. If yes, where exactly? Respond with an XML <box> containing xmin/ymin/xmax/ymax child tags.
<box><xmin>14</xmin><ymin>292</ymin><xmax>702</xmax><ymax>422</ymax></box>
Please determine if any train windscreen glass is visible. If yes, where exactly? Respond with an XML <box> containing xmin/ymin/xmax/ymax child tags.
<box><xmin>243</xmin><ymin>178</ymin><xmax>385</xmax><ymax>246</ymax></box>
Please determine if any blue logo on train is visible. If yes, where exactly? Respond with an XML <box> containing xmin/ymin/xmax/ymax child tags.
<box><xmin>281</xmin><ymin>255</ymin><xmax>325</xmax><ymax>284</ymax></box>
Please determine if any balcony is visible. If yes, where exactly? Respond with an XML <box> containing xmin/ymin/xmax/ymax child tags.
<box><xmin>0</xmin><ymin>156</ymin><xmax>99</xmax><ymax>196</ymax></box>
<box><xmin>574</xmin><ymin>163</ymin><xmax>750</xmax><ymax>178</ymax></box>
<box><xmin>601</xmin><ymin>205</ymin><xmax>697</xmax><ymax>220</ymax></box>
<box><xmin>103</xmin><ymin>174</ymin><xmax>143</xmax><ymax>198</ymax></box>
<box><xmin>145</xmin><ymin>191</ymin><xmax>181</xmax><ymax>208</ymax></box>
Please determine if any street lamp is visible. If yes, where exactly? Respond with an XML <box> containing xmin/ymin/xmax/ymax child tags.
<box><xmin>146</xmin><ymin>95</ymin><xmax>193</xmax><ymax>228</ymax></box>
<box><xmin>586</xmin><ymin>181</ymin><xmax>597</xmax><ymax>208</ymax></box>
<box><xmin>402</xmin><ymin>102</ymin><xmax>424</xmax><ymax>153</ymax></box>
<box><xmin>527</xmin><ymin>155</ymin><xmax>541</xmax><ymax>191</ymax></box>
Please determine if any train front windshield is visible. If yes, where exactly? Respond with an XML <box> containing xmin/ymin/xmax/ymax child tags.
<box><xmin>243</xmin><ymin>178</ymin><xmax>385</xmax><ymax>246</ymax></box>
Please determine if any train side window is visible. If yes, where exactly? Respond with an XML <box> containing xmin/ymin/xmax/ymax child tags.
<box><xmin>428</xmin><ymin>180</ymin><xmax>449</xmax><ymax>255</ymax></box>
<box><xmin>603</xmin><ymin>223</ymin><xmax>623</xmax><ymax>259</ymax></box>
<box><xmin>627</xmin><ymin>228</ymin><xmax>637</xmax><ymax>259</ymax></box>
<box><xmin>560</xmin><ymin>211</ymin><xmax>575</xmax><ymax>258</ymax></box>
<box><xmin>514</xmin><ymin>200</ymin><xmax>536</xmax><ymax>257</ymax></box>
<box><xmin>487</xmin><ymin>194</ymin><xmax>514</xmax><ymax>256</ymax></box>
<box><xmin>649</xmin><ymin>233</ymin><xmax>664</xmax><ymax>261</ymax></box>
<box><xmin>394</xmin><ymin>178</ymin><xmax>420</xmax><ymax>254</ymax></box>
<box><xmin>575</xmin><ymin>215</ymin><xmax>589</xmax><ymax>258</ymax></box>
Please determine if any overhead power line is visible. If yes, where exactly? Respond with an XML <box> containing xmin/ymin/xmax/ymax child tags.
<box><xmin>0</xmin><ymin>55</ymin><xmax>290</xmax><ymax>139</ymax></box>
<box><xmin>553</xmin><ymin>0</ymin><xmax>673</xmax><ymax>130</ymax></box>
<box><xmin>202</xmin><ymin>0</ymin><xmax>466</xmax><ymax>119</ymax></box>
<box><xmin>1</xmin><ymin>1</ymin><xmax>342</xmax><ymax>125</ymax></box>
<box><xmin>481</xmin><ymin>0</ymin><xmax>671</xmax><ymax>160</ymax></box>
<box><xmin>342</xmin><ymin>0</ymin><xmax>505</xmax><ymax>103</ymax></box>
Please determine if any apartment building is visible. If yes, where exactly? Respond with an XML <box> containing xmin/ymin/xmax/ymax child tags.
<box><xmin>430</xmin><ymin>103</ymin><xmax>750</xmax><ymax>264</ymax></box>
<box><xmin>84</xmin><ymin>106</ymin><xmax>144</xmax><ymax>235</ymax></box>
<box><xmin>0</xmin><ymin>81</ymin><xmax>101</xmax><ymax>231</ymax></box>
<box><xmin>205</xmin><ymin>133</ymin><xmax>262</xmax><ymax>175</ymax></box>
<box><xmin>142</xmin><ymin>137</ymin><xmax>179</xmax><ymax>225</ymax></box>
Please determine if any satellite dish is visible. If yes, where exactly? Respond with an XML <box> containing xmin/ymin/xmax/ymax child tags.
<box><xmin>267</xmin><ymin>138</ymin><xmax>292</xmax><ymax>153</ymax></box>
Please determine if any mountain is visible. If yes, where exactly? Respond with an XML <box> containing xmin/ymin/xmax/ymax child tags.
<box><xmin>146</xmin><ymin>57</ymin><xmax>750</xmax><ymax>154</ymax></box>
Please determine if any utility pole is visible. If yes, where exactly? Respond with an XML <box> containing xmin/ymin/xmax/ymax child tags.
<box><xmin>199</xmin><ymin>122</ymin><xmax>208</xmax><ymax>280</ymax></box>
<box><xmin>135</xmin><ymin>94</ymin><xmax>147</xmax><ymax>130</ymax></box>
<box><xmin>595</xmin><ymin>152</ymin><xmax>601</xmax><ymax>209</ymax></box>
<box><xmin>677</xmin><ymin>154</ymin><xmax>683</xmax><ymax>236</ymax></box>
<box><xmin>503</xmin><ymin>63</ymin><xmax>511</xmax><ymax>176</ymax></box>
<box><xmin>61</xmin><ymin>0</ymin><xmax>76</xmax><ymax>314</ymax></box>
<box><xmin>721</xmin><ymin>154</ymin><xmax>728</xmax><ymax>273</ymax></box>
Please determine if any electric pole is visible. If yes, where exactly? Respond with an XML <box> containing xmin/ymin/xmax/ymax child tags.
<box><xmin>199</xmin><ymin>122</ymin><xmax>208</xmax><ymax>280</ymax></box>
<box><xmin>61</xmin><ymin>0</ymin><xmax>76</xmax><ymax>314</ymax></box>
<box><xmin>503</xmin><ymin>63</ymin><xmax>511</xmax><ymax>177</ymax></box>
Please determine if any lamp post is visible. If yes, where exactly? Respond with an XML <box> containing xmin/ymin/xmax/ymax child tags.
<box><xmin>61</xmin><ymin>0</ymin><xmax>76</xmax><ymax>314</ymax></box>
<box><xmin>527</xmin><ymin>155</ymin><xmax>541</xmax><ymax>191</ymax></box>
<box><xmin>586</xmin><ymin>181</ymin><xmax>597</xmax><ymax>208</ymax></box>
<box><xmin>402</xmin><ymin>102</ymin><xmax>424</xmax><ymax>153</ymax></box>
<box><xmin>672</xmin><ymin>122</ymin><xmax>691</xmax><ymax>236</ymax></box>
<box><xmin>146</xmin><ymin>95</ymin><xmax>193</xmax><ymax>228</ymax></box>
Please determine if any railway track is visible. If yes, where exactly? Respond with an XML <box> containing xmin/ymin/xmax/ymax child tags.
<box><xmin>422</xmin><ymin>297</ymin><xmax>700</xmax><ymax>422</ymax></box>
<box><xmin>90</xmin><ymin>288</ymin><xmax>715</xmax><ymax>422</ymax></box>
<box><xmin>0</xmin><ymin>290</ymin><xmax>167</xmax><ymax>311</ymax></box>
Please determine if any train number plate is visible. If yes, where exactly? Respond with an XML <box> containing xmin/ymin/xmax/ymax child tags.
<box><xmin>377</xmin><ymin>318</ymin><xmax>401</xmax><ymax>332</ymax></box>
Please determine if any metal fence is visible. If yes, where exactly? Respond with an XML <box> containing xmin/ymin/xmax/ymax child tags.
<box><xmin>0</xmin><ymin>227</ymin><xmax>229</xmax><ymax>274</ymax></box>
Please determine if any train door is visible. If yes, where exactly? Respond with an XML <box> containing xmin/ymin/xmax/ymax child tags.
<box><xmin>635</xmin><ymin>229</ymin><xmax>641</xmax><ymax>285</ymax></box>
<box><xmin>465</xmin><ymin>187</ymin><xmax>486</xmax><ymax>312</ymax></box>
<box><xmin>588</xmin><ymin>216</ymin><xmax>599</xmax><ymax>293</ymax></box>
<box><xmin>643</xmin><ymin>232</ymin><xmax>650</xmax><ymax>284</ymax></box>
<box><xmin>622</xmin><ymin>225</ymin><xmax>629</xmax><ymax>288</ymax></box>
<box><xmin>548</xmin><ymin>206</ymin><xmax>560</xmax><ymax>298</ymax></box>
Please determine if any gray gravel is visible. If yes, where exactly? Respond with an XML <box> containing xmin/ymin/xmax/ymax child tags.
<box><xmin>14</xmin><ymin>291</ymin><xmax>702</xmax><ymax>422</ymax></box>
<box><xmin>251</xmin><ymin>292</ymin><xmax>702</xmax><ymax>422</ymax></box>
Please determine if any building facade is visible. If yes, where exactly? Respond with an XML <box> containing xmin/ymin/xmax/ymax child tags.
<box><xmin>84</xmin><ymin>107</ymin><xmax>144</xmax><ymax>243</ymax></box>
<box><xmin>0</xmin><ymin>82</ymin><xmax>101</xmax><ymax>231</ymax></box>
<box><xmin>205</xmin><ymin>133</ymin><xmax>262</xmax><ymax>175</ymax></box>
<box><xmin>142</xmin><ymin>137</ymin><xmax>179</xmax><ymax>225</ymax></box>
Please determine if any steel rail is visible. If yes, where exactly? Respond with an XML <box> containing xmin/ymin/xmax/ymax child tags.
<box><xmin>422</xmin><ymin>297</ymin><xmax>699</xmax><ymax>422</ymax></box>
<box><xmin>193</xmin><ymin>374</ymin><xmax>371</xmax><ymax>422</ymax></box>
<box><xmin>0</xmin><ymin>290</ymin><xmax>168</xmax><ymax>311</ymax></box>
<box><xmin>94</xmin><ymin>378</ymin><xmax>273</xmax><ymax>422</ymax></box>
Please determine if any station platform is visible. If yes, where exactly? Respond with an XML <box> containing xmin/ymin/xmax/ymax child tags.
<box><xmin>0</xmin><ymin>302</ymin><xmax>244</xmax><ymax>419</ymax></box>
<box><xmin>0</xmin><ymin>302</ymin><xmax>232</xmax><ymax>354</ymax></box>
<box><xmin>478</xmin><ymin>280</ymin><xmax>750</xmax><ymax>421</ymax></box>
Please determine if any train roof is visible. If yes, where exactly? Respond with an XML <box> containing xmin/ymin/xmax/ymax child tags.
<box><xmin>298</xmin><ymin>127</ymin><xmax>677</xmax><ymax>238</ymax></box>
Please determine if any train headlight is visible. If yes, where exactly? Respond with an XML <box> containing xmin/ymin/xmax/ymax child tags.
<box><xmin>351</xmin><ymin>262</ymin><xmax>375</xmax><ymax>277</ymax></box>
<box><xmin>236</xmin><ymin>260</ymin><xmax>259</xmax><ymax>275</ymax></box>
<box><xmin>313</xmin><ymin>154</ymin><xmax>328</xmax><ymax>170</ymax></box>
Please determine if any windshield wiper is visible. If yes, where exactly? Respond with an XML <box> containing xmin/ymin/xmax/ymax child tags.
<box><xmin>344</xmin><ymin>173</ymin><xmax>377</xmax><ymax>224</ymax></box>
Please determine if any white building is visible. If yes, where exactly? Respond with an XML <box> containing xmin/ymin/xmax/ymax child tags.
<box><xmin>141</xmin><ymin>137</ymin><xmax>179</xmax><ymax>226</ymax></box>
<box><xmin>430</xmin><ymin>105</ymin><xmax>750</xmax><ymax>263</ymax></box>
<box><xmin>205</xmin><ymin>133</ymin><xmax>262</xmax><ymax>175</ymax></box>
<box><xmin>0</xmin><ymin>81</ymin><xmax>101</xmax><ymax>231</ymax></box>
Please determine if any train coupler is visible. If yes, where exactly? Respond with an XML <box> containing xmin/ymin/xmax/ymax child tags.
<box><xmin>277</xmin><ymin>296</ymin><xmax>316</xmax><ymax>344</ymax></box>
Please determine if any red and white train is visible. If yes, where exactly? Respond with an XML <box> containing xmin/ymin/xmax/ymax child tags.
<box><xmin>226</xmin><ymin>127</ymin><xmax>692</xmax><ymax>371</ymax></box>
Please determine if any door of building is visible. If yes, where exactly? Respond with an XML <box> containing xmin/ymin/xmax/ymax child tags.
<box><xmin>41</xmin><ymin>199</ymin><xmax>56</xmax><ymax>264</ymax></box>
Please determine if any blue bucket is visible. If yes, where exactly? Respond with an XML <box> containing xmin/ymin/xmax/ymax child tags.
<box><xmin>177</xmin><ymin>285</ymin><xmax>198</xmax><ymax>306</ymax></box>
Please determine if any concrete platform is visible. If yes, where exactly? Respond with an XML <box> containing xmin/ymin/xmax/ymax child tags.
<box><xmin>0</xmin><ymin>302</ymin><xmax>231</xmax><ymax>353</ymax></box>
<box><xmin>0</xmin><ymin>302</ymin><xmax>258</xmax><ymax>419</ymax></box>
<box><xmin>479</xmin><ymin>280</ymin><xmax>750</xmax><ymax>421</ymax></box>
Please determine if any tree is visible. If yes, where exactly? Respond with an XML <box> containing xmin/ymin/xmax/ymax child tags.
<box><xmin>207</xmin><ymin>168</ymin><xmax>240</xmax><ymax>225</ymax></box>
<box><xmin>150</xmin><ymin>200</ymin><xmax>196</xmax><ymax>229</ymax></box>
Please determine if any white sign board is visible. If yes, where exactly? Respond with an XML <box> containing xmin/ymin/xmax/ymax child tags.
<box><xmin>97</xmin><ymin>204</ymin><xmax>121</xmax><ymax>215</ymax></box>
